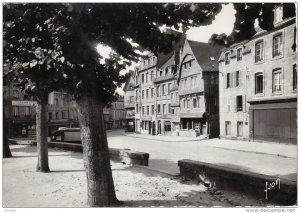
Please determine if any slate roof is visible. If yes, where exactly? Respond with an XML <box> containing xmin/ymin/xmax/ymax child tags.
<box><xmin>187</xmin><ymin>40</ymin><xmax>223</xmax><ymax>72</ymax></box>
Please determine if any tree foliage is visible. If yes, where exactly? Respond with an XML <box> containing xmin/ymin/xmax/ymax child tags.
<box><xmin>3</xmin><ymin>3</ymin><xmax>223</xmax><ymax>103</ymax></box>
<box><xmin>208</xmin><ymin>3</ymin><xmax>296</xmax><ymax>46</ymax></box>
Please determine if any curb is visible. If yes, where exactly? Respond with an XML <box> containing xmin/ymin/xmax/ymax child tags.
<box><xmin>178</xmin><ymin>159</ymin><xmax>297</xmax><ymax>206</ymax></box>
<box><xmin>125</xmin><ymin>134</ymin><xmax>205</xmax><ymax>142</ymax></box>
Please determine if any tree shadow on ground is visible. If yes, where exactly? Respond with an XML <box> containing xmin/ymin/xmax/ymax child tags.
<box><xmin>120</xmin><ymin>188</ymin><xmax>275</xmax><ymax>207</ymax></box>
<box><xmin>50</xmin><ymin>170</ymin><xmax>85</xmax><ymax>173</ymax></box>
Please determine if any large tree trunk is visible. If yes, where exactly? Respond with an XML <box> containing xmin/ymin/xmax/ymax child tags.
<box><xmin>76</xmin><ymin>95</ymin><xmax>119</xmax><ymax>207</ymax></box>
<box><xmin>36</xmin><ymin>97</ymin><xmax>50</xmax><ymax>172</ymax></box>
<box><xmin>3</xmin><ymin>109</ymin><xmax>12</xmax><ymax>158</ymax></box>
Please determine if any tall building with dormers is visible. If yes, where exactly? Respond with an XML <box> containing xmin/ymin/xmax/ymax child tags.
<box><xmin>175</xmin><ymin>40</ymin><xmax>223</xmax><ymax>137</ymax></box>
<box><xmin>218</xmin><ymin>6</ymin><xmax>297</xmax><ymax>143</ymax></box>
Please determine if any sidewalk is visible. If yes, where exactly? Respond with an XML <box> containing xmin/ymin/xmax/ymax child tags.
<box><xmin>125</xmin><ymin>133</ymin><xmax>297</xmax><ymax>159</ymax></box>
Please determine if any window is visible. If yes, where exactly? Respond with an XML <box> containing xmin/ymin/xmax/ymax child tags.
<box><xmin>162</xmin><ymin>84</ymin><xmax>166</xmax><ymax>95</ymax></box>
<box><xmin>187</xmin><ymin>99</ymin><xmax>190</xmax><ymax>108</ymax></box>
<box><xmin>56</xmin><ymin>112</ymin><xmax>59</xmax><ymax>119</ymax></box>
<box><xmin>49</xmin><ymin>112</ymin><xmax>52</xmax><ymax>120</ymax></box>
<box><xmin>237</xmin><ymin>122</ymin><xmax>243</xmax><ymax>137</ymax></box>
<box><xmin>142</xmin><ymin>90</ymin><xmax>144</xmax><ymax>99</ymax></box>
<box><xmin>146</xmin><ymin>89</ymin><xmax>149</xmax><ymax>99</ymax></box>
<box><xmin>171</xmin><ymin>109</ymin><xmax>175</xmax><ymax>115</ymax></box>
<box><xmin>142</xmin><ymin>74</ymin><xmax>144</xmax><ymax>83</ymax></box>
<box><xmin>151</xmin><ymin>88</ymin><xmax>154</xmax><ymax>98</ymax></box>
<box><xmin>255</xmin><ymin>73</ymin><xmax>263</xmax><ymax>94</ymax></box>
<box><xmin>55</xmin><ymin>98</ymin><xmax>59</xmax><ymax>106</ymax></box>
<box><xmin>157</xmin><ymin>86</ymin><xmax>160</xmax><ymax>97</ymax></box>
<box><xmin>136</xmin><ymin>104</ymin><xmax>139</xmax><ymax>113</ymax></box>
<box><xmin>25</xmin><ymin>106</ymin><xmax>30</xmax><ymax>116</ymax></box>
<box><xmin>226</xmin><ymin>97</ymin><xmax>231</xmax><ymax>112</ymax></box>
<box><xmin>237</xmin><ymin>48</ymin><xmax>242</xmax><ymax>61</ymax></box>
<box><xmin>147</xmin><ymin>106</ymin><xmax>149</xmax><ymax>115</ymax></box>
<box><xmin>171</xmin><ymin>93</ymin><xmax>174</xmax><ymax>100</ymax></box>
<box><xmin>226</xmin><ymin>73</ymin><xmax>234</xmax><ymax>88</ymax></box>
<box><xmin>255</xmin><ymin>41</ymin><xmax>263</xmax><ymax>62</ymax></box>
<box><xmin>157</xmin><ymin>104</ymin><xmax>161</xmax><ymax>114</ymax></box>
<box><xmin>165</xmin><ymin>67</ymin><xmax>169</xmax><ymax>75</ymax></box>
<box><xmin>235</xmin><ymin>71</ymin><xmax>240</xmax><ymax>87</ymax></box>
<box><xmin>191</xmin><ymin>77</ymin><xmax>194</xmax><ymax>88</ymax></box>
<box><xmin>151</xmin><ymin>105</ymin><xmax>154</xmax><ymax>115</ymax></box>
<box><xmin>13</xmin><ymin>106</ymin><xmax>19</xmax><ymax>116</ymax></box>
<box><xmin>62</xmin><ymin>112</ymin><xmax>65</xmax><ymax>119</ymax></box>
<box><xmin>273</xmin><ymin>34</ymin><xmax>282</xmax><ymax>57</ymax></box>
<box><xmin>225</xmin><ymin>52</ymin><xmax>230</xmax><ymax>64</ymax></box>
<box><xmin>183</xmin><ymin>99</ymin><xmax>186</xmax><ymax>108</ymax></box>
<box><xmin>293</xmin><ymin>64</ymin><xmax>297</xmax><ymax>90</ymax></box>
<box><xmin>146</xmin><ymin>72</ymin><xmax>148</xmax><ymax>83</ymax></box>
<box><xmin>136</xmin><ymin>90</ymin><xmax>138</xmax><ymax>100</ymax></box>
<box><xmin>274</xmin><ymin>6</ymin><xmax>283</xmax><ymax>24</ymax></box>
<box><xmin>194</xmin><ymin>76</ymin><xmax>197</xmax><ymax>87</ymax></box>
<box><xmin>142</xmin><ymin>106</ymin><xmax>145</xmax><ymax>115</ymax></box>
<box><xmin>236</xmin><ymin>96</ymin><xmax>243</xmax><ymax>112</ymax></box>
<box><xmin>185</xmin><ymin>79</ymin><xmax>187</xmax><ymax>88</ymax></box>
<box><xmin>272</xmin><ymin>68</ymin><xmax>282</xmax><ymax>92</ymax></box>
<box><xmin>176</xmin><ymin>92</ymin><xmax>178</xmax><ymax>100</ymax></box>
<box><xmin>163</xmin><ymin>104</ymin><xmax>166</xmax><ymax>114</ymax></box>
<box><xmin>192</xmin><ymin>98</ymin><xmax>196</xmax><ymax>108</ymax></box>
<box><xmin>168</xmin><ymin>83</ymin><xmax>171</xmax><ymax>94</ymax></box>
<box><xmin>168</xmin><ymin>104</ymin><xmax>171</xmax><ymax>114</ymax></box>
<box><xmin>225</xmin><ymin>121</ymin><xmax>231</xmax><ymax>136</ymax></box>
<box><xmin>130</xmin><ymin>96</ymin><xmax>134</xmax><ymax>103</ymax></box>
<box><xmin>226</xmin><ymin>73</ymin><xmax>230</xmax><ymax>88</ymax></box>
<box><xmin>151</xmin><ymin>71</ymin><xmax>154</xmax><ymax>81</ymax></box>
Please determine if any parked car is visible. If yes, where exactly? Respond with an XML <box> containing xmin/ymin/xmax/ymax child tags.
<box><xmin>51</xmin><ymin>128</ymin><xmax>81</xmax><ymax>143</ymax></box>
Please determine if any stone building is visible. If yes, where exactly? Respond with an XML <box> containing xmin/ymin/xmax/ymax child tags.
<box><xmin>175</xmin><ymin>40</ymin><xmax>222</xmax><ymax>137</ymax></box>
<box><xmin>135</xmin><ymin>53</ymin><xmax>158</xmax><ymax>134</ymax></box>
<box><xmin>47</xmin><ymin>91</ymin><xmax>79</xmax><ymax>135</ymax></box>
<box><xmin>123</xmin><ymin>71</ymin><xmax>136</xmax><ymax>132</ymax></box>
<box><xmin>3</xmin><ymin>85</ymin><xmax>36</xmax><ymax>138</ymax></box>
<box><xmin>111</xmin><ymin>97</ymin><xmax>126</xmax><ymax>129</ymax></box>
<box><xmin>218</xmin><ymin>6</ymin><xmax>297</xmax><ymax>143</ymax></box>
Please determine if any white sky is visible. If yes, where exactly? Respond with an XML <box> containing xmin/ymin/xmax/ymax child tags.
<box><xmin>96</xmin><ymin>4</ymin><xmax>236</xmax><ymax>95</ymax></box>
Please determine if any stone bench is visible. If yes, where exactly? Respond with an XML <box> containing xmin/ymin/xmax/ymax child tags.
<box><xmin>178</xmin><ymin>159</ymin><xmax>297</xmax><ymax>205</ymax></box>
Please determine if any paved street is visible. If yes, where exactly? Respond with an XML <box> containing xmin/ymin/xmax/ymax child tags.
<box><xmin>107</xmin><ymin>130</ymin><xmax>297</xmax><ymax>182</ymax></box>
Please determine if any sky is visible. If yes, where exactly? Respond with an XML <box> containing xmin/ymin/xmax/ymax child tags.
<box><xmin>96</xmin><ymin>4</ymin><xmax>236</xmax><ymax>96</ymax></box>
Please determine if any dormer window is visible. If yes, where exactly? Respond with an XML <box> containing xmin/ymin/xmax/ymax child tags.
<box><xmin>237</xmin><ymin>48</ymin><xmax>243</xmax><ymax>61</ymax></box>
<box><xmin>225</xmin><ymin>52</ymin><xmax>230</xmax><ymax>65</ymax></box>
<box><xmin>274</xmin><ymin>6</ymin><xmax>283</xmax><ymax>24</ymax></box>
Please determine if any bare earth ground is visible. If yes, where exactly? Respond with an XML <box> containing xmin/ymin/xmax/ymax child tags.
<box><xmin>3</xmin><ymin>145</ymin><xmax>277</xmax><ymax>207</ymax></box>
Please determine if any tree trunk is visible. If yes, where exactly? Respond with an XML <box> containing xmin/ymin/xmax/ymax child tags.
<box><xmin>36</xmin><ymin>97</ymin><xmax>50</xmax><ymax>172</ymax></box>
<box><xmin>76</xmin><ymin>95</ymin><xmax>119</xmax><ymax>207</ymax></box>
<box><xmin>3</xmin><ymin>109</ymin><xmax>12</xmax><ymax>158</ymax></box>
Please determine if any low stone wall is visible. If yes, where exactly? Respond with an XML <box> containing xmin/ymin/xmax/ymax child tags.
<box><xmin>178</xmin><ymin>159</ymin><xmax>297</xmax><ymax>205</ymax></box>
<box><xmin>30</xmin><ymin>141</ymin><xmax>149</xmax><ymax>166</ymax></box>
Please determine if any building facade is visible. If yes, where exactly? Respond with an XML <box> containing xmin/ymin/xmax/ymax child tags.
<box><xmin>134</xmin><ymin>54</ymin><xmax>158</xmax><ymax>134</ymax></box>
<box><xmin>47</xmin><ymin>91</ymin><xmax>79</xmax><ymax>136</ymax></box>
<box><xmin>3</xmin><ymin>85</ymin><xmax>36</xmax><ymax>138</ymax></box>
<box><xmin>123</xmin><ymin>71</ymin><xmax>136</xmax><ymax>132</ymax></box>
<box><xmin>176</xmin><ymin>40</ymin><xmax>222</xmax><ymax>137</ymax></box>
<box><xmin>111</xmin><ymin>97</ymin><xmax>126</xmax><ymax>129</ymax></box>
<box><xmin>133</xmin><ymin>36</ymin><xmax>222</xmax><ymax>138</ymax></box>
<box><xmin>219</xmin><ymin>7</ymin><xmax>297</xmax><ymax>143</ymax></box>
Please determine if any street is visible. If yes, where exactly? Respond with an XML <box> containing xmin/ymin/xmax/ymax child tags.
<box><xmin>107</xmin><ymin>130</ymin><xmax>297</xmax><ymax>182</ymax></box>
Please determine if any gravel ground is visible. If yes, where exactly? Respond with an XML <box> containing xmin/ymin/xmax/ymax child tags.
<box><xmin>3</xmin><ymin>145</ymin><xmax>277</xmax><ymax>207</ymax></box>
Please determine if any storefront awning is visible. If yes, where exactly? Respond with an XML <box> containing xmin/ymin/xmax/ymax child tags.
<box><xmin>179</xmin><ymin>112</ymin><xmax>205</xmax><ymax>118</ymax></box>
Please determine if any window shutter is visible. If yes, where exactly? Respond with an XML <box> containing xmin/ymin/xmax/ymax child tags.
<box><xmin>224</xmin><ymin>74</ymin><xmax>227</xmax><ymax>89</ymax></box>
<box><xmin>233</xmin><ymin>96</ymin><xmax>237</xmax><ymax>112</ymax></box>
<box><xmin>243</xmin><ymin>95</ymin><xmax>247</xmax><ymax>112</ymax></box>
<box><xmin>233</xmin><ymin>73</ymin><xmax>236</xmax><ymax>88</ymax></box>
<box><xmin>239</xmin><ymin>71</ymin><xmax>242</xmax><ymax>86</ymax></box>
